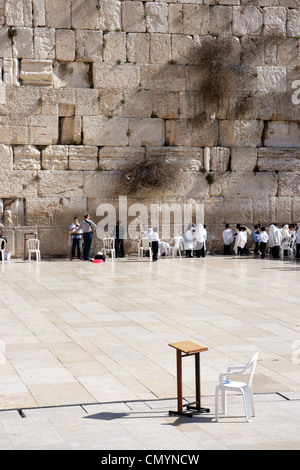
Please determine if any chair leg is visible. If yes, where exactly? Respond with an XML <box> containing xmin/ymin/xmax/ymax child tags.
<box><xmin>221</xmin><ymin>389</ymin><xmax>227</xmax><ymax>415</ymax></box>
<box><xmin>249</xmin><ymin>387</ymin><xmax>255</xmax><ymax>417</ymax></box>
<box><xmin>215</xmin><ymin>386</ymin><xmax>219</xmax><ymax>422</ymax></box>
<box><xmin>242</xmin><ymin>389</ymin><xmax>251</xmax><ymax>422</ymax></box>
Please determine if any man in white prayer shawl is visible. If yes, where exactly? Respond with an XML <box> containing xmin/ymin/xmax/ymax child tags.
<box><xmin>194</xmin><ymin>223</ymin><xmax>206</xmax><ymax>258</ymax></box>
<box><xmin>269</xmin><ymin>223</ymin><xmax>281</xmax><ymax>259</ymax></box>
<box><xmin>234</xmin><ymin>226</ymin><xmax>247</xmax><ymax>255</ymax></box>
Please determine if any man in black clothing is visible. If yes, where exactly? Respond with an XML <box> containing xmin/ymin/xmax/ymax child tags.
<box><xmin>113</xmin><ymin>220</ymin><xmax>125</xmax><ymax>258</ymax></box>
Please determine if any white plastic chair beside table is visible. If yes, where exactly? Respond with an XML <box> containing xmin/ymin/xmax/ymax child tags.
<box><xmin>138</xmin><ymin>237</ymin><xmax>152</xmax><ymax>260</ymax></box>
<box><xmin>215</xmin><ymin>351</ymin><xmax>259</xmax><ymax>423</ymax></box>
<box><xmin>280</xmin><ymin>238</ymin><xmax>295</xmax><ymax>261</ymax></box>
<box><xmin>27</xmin><ymin>238</ymin><xmax>41</xmax><ymax>262</ymax></box>
<box><xmin>103</xmin><ymin>237</ymin><xmax>115</xmax><ymax>259</ymax></box>
<box><xmin>0</xmin><ymin>239</ymin><xmax>6</xmax><ymax>263</ymax></box>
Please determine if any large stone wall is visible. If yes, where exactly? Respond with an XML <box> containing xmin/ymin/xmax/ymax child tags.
<box><xmin>0</xmin><ymin>0</ymin><xmax>299</xmax><ymax>256</ymax></box>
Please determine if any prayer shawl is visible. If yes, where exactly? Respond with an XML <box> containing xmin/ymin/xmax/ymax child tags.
<box><xmin>195</xmin><ymin>224</ymin><xmax>206</xmax><ymax>243</ymax></box>
<box><xmin>234</xmin><ymin>231</ymin><xmax>246</xmax><ymax>254</ymax></box>
<box><xmin>281</xmin><ymin>225</ymin><xmax>290</xmax><ymax>240</ymax></box>
<box><xmin>268</xmin><ymin>224</ymin><xmax>276</xmax><ymax>248</ymax></box>
<box><xmin>223</xmin><ymin>228</ymin><xmax>234</xmax><ymax>245</ymax></box>
<box><xmin>183</xmin><ymin>229</ymin><xmax>195</xmax><ymax>249</ymax></box>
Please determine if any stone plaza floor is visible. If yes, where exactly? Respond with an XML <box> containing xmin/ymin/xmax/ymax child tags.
<box><xmin>0</xmin><ymin>254</ymin><xmax>300</xmax><ymax>450</ymax></box>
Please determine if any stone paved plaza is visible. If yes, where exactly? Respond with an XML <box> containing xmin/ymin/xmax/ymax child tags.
<box><xmin>0</xmin><ymin>254</ymin><xmax>300</xmax><ymax>450</ymax></box>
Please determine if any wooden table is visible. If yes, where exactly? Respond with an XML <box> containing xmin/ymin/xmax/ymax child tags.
<box><xmin>168</xmin><ymin>340</ymin><xmax>210</xmax><ymax>417</ymax></box>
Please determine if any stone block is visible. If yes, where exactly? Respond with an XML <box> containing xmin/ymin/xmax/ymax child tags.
<box><xmin>127</xmin><ymin>33</ymin><xmax>150</xmax><ymax>64</ymax></box>
<box><xmin>146</xmin><ymin>146</ymin><xmax>204</xmax><ymax>171</ymax></box>
<box><xmin>14</xmin><ymin>145</ymin><xmax>41</xmax><ymax>170</ymax></box>
<box><xmin>263</xmin><ymin>7</ymin><xmax>286</xmax><ymax>36</ymax></box>
<box><xmin>278</xmin><ymin>171</ymin><xmax>300</xmax><ymax>197</ymax></box>
<box><xmin>99</xmin><ymin>90</ymin><xmax>123</xmax><ymax>117</ymax></box>
<box><xmin>42</xmin><ymin>145</ymin><xmax>68</xmax><ymax>170</ymax></box>
<box><xmin>56</xmin><ymin>30</ymin><xmax>75</xmax><ymax>61</ymax></box>
<box><xmin>256</xmin><ymin>67</ymin><xmax>286</xmax><ymax>93</ymax></box>
<box><xmin>128</xmin><ymin>118</ymin><xmax>165</xmax><ymax>147</ymax></box>
<box><xmin>232</xmin><ymin>6</ymin><xmax>263</xmax><ymax>36</ymax></box>
<box><xmin>98</xmin><ymin>0</ymin><xmax>121</xmax><ymax>31</ymax></box>
<box><xmin>210</xmin><ymin>6</ymin><xmax>232</xmax><ymax>36</ymax></box>
<box><xmin>99</xmin><ymin>146</ymin><xmax>146</xmax><ymax>170</ymax></box>
<box><xmin>0</xmin><ymin>143</ymin><xmax>13</xmax><ymax>170</ymax></box>
<box><xmin>69</xmin><ymin>145</ymin><xmax>98</xmax><ymax>171</ymax></box>
<box><xmin>60</xmin><ymin>116</ymin><xmax>81</xmax><ymax>145</ymax></box>
<box><xmin>171</xmin><ymin>34</ymin><xmax>194</xmax><ymax>65</ymax></box>
<box><xmin>210</xmin><ymin>172</ymin><xmax>278</xmax><ymax>198</ymax></box>
<box><xmin>166</xmin><ymin>118</ymin><xmax>218</xmax><ymax>147</ymax></box>
<box><xmin>53</xmin><ymin>62</ymin><xmax>91</xmax><ymax>88</ymax></box>
<box><xmin>150</xmin><ymin>34</ymin><xmax>171</xmax><ymax>64</ymax></box>
<box><xmin>37</xmin><ymin>170</ymin><xmax>84</xmax><ymax>198</ymax></box>
<box><xmin>0</xmin><ymin>170</ymin><xmax>37</xmax><ymax>198</ymax></box>
<box><xmin>123</xmin><ymin>90</ymin><xmax>153</xmax><ymax>118</ymax></box>
<box><xmin>210</xmin><ymin>147</ymin><xmax>230</xmax><ymax>171</ymax></box>
<box><xmin>71</xmin><ymin>0</ymin><xmax>99</xmax><ymax>30</ymax></box>
<box><xmin>140</xmin><ymin>64</ymin><xmax>185</xmax><ymax>91</ymax></box>
<box><xmin>182</xmin><ymin>5</ymin><xmax>210</xmax><ymax>35</ymax></box>
<box><xmin>224</xmin><ymin>197</ymin><xmax>253</xmax><ymax>224</ymax></box>
<box><xmin>0</xmin><ymin>116</ymin><xmax>28</xmax><ymax>145</ymax></box>
<box><xmin>264</xmin><ymin>122</ymin><xmax>300</xmax><ymax>147</ymax></box>
<box><xmin>29</xmin><ymin>115</ymin><xmax>59</xmax><ymax>145</ymax></box>
<box><xmin>153</xmin><ymin>92</ymin><xmax>180</xmax><ymax>119</ymax></box>
<box><xmin>75</xmin><ymin>89</ymin><xmax>99</xmax><ymax>116</ymax></box>
<box><xmin>0</xmin><ymin>27</ymin><xmax>12</xmax><ymax>58</ymax></box>
<box><xmin>219</xmin><ymin>120</ymin><xmax>264</xmax><ymax>147</ymax></box>
<box><xmin>34</xmin><ymin>27</ymin><xmax>56</xmax><ymax>60</ymax></box>
<box><xmin>145</xmin><ymin>3</ymin><xmax>168</xmax><ymax>33</ymax></box>
<box><xmin>45</xmin><ymin>0</ymin><xmax>71</xmax><ymax>29</ymax></box>
<box><xmin>13</xmin><ymin>27</ymin><xmax>34</xmax><ymax>59</ymax></box>
<box><xmin>33</xmin><ymin>0</ymin><xmax>46</xmax><ymax>26</ymax></box>
<box><xmin>258</xmin><ymin>147</ymin><xmax>300</xmax><ymax>171</ymax></box>
<box><xmin>287</xmin><ymin>9</ymin><xmax>300</xmax><ymax>37</ymax></box>
<box><xmin>231</xmin><ymin>147</ymin><xmax>258</xmax><ymax>172</ymax></box>
<box><xmin>292</xmin><ymin>198</ymin><xmax>300</xmax><ymax>221</ymax></box>
<box><xmin>75</xmin><ymin>30</ymin><xmax>102</xmax><ymax>62</ymax></box>
<box><xmin>103</xmin><ymin>32</ymin><xmax>126</xmax><ymax>63</ymax></box>
<box><xmin>93</xmin><ymin>63</ymin><xmax>139</xmax><ymax>90</ymax></box>
<box><xmin>122</xmin><ymin>1</ymin><xmax>146</xmax><ymax>32</ymax></box>
<box><xmin>82</xmin><ymin>116</ymin><xmax>128</xmax><ymax>146</ymax></box>
<box><xmin>5</xmin><ymin>0</ymin><xmax>24</xmax><ymax>26</ymax></box>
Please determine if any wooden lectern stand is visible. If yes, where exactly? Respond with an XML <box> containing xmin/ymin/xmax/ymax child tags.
<box><xmin>168</xmin><ymin>340</ymin><xmax>210</xmax><ymax>417</ymax></box>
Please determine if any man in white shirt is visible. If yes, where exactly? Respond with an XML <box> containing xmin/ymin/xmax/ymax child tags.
<box><xmin>258</xmin><ymin>226</ymin><xmax>268</xmax><ymax>259</ymax></box>
<box><xmin>80</xmin><ymin>213</ymin><xmax>97</xmax><ymax>261</ymax></box>
<box><xmin>222</xmin><ymin>224</ymin><xmax>234</xmax><ymax>255</ymax></box>
<box><xmin>150</xmin><ymin>227</ymin><xmax>159</xmax><ymax>262</ymax></box>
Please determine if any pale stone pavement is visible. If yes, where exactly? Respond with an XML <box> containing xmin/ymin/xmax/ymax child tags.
<box><xmin>0</xmin><ymin>254</ymin><xmax>300</xmax><ymax>450</ymax></box>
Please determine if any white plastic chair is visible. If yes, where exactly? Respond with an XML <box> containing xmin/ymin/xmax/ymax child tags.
<box><xmin>103</xmin><ymin>237</ymin><xmax>115</xmax><ymax>259</ymax></box>
<box><xmin>138</xmin><ymin>237</ymin><xmax>152</xmax><ymax>260</ymax></box>
<box><xmin>170</xmin><ymin>236</ymin><xmax>183</xmax><ymax>258</ymax></box>
<box><xmin>27</xmin><ymin>239</ymin><xmax>41</xmax><ymax>262</ymax></box>
<box><xmin>0</xmin><ymin>239</ymin><xmax>6</xmax><ymax>263</ymax></box>
<box><xmin>215</xmin><ymin>352</ymin><xmax>259</xmax><ymax>423</ymax></box>
<box><xmin>280</xmin><ymin>238</ymin><xmax>295</xmax><ymax>261</ymax></box>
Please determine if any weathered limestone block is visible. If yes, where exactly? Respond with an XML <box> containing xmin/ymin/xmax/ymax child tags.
<box><xmin>83</xmin><ymin>171</ymin><xmax>121</xmax><ymax>198</ymax></box>
<box><xmin>103</xmin><ymin>32</ymin><xmax>126</xmax><ymax>63</ymax></box>
<box><xmin>287</xmin><ymin>9</ymin><xmax>300</xmax><ymax>37</ymax></box>
<box><xmin>99</xmin><ymin>146</ymin><xmax>145</xmax><ymax>170</ymax></box>
<box><xmin>277</xmin><ymin>39</ymin><xmax>298</xmax><ymax>67</ymax></box>
<box><xmin>223</xmin><ymin>197</ymin><xmax>253</xmax><ymax>224</ymax></box>
<box><xmin>252</xmin><ymin>198</ymin><xmax>274</xmax><ymax>225</ymax></box>
<box><xmin>263</xmin><ymin>7</ymin><xmax>286</xmax><ymax>36</ymax></box>
<box><xmin>172</xmin><ymin>34</ymin><xmax>194</xmax><ymax>65</ymax></box>
<box><xmin>210</xmin><ymin>6</ymin><xmax>232</xmax><ymax>37</ymax></box>
<box><xmin>140</xmin><ymin>65</ymin><xmax>185</xmax><ymax>91</ymax></box>
<box><xmin>258</xmin><ymin>147</ymin><xmax>300</xmax><ymax>171</ymax></box>
<box><xmin>0</xmin><ymin>27</ymin><xmax>12</xmax><ymax>58</ymax></box>
<box><xmin>153</xmin><ymin>92</ymin><xmax>180</xmax><ymax>119</ymax></box>
<box><xmin>182</xmin><ymin>5</ymin><xmax>210</xmax><ymax>36</ymax></box>
<box><xmin>53</xmin><ymin>62</ymin><xmax>91</xmax><ymax>88</ymax></box>
<box><xmin>93</xmin><ymin>63</ymin><xmax>139</xmax><ymax>90</ymax></box>
<box><xmin>75</xmin><ymin>30</ymin><xmax>102</xmax><ymax>62</ymax></box>
<box><xmin>232</xmin><ymin>6</ymin><xmax>263</xmax><ymax>36</ymax></box>
<box><xmin>201</xmin><ymin>198</ymin><xmax>224</xmax><ymax>225</ymax></box>
<box><xmin>219</xmin><ymin>120</ymin><xmax>264</xmax><ymax>147</ymax></box>
<box><xmin>293</xmin><ymin>198</ymin><xmax>300</xmax><ymax>221</ymax></box>
<box><xmin>0</xmin><ymin>116</ymin><xmax>28</xmax><ymax>145</ymax></box>
<box><xmin>42</xmin><ymin>145</ymin><xmax>68</xmax><ymax>170</ymax></box>
<box><xmin>98</xmin><ymin>0</ymin><xmax>121</xmax><ymax>31</ymax></box>
<box><xmin>37</xmin><ymin>170</ymin><xmax>84</xmax><ymax>198</ymax></box>
<box><xmin>14</xmin><ymin>28</ymin><xmax>34</xmax><ymax>59</ymax></box>
<box><xmin>60</xmin><ymin>116</ymin><xmax>81</xmax><ymax>145</ymax></box>
<box><xmin>274</xmin><ymin>197</ymin><xmax>293</xmax><ymax>224</ymax></box>
<box><xmin>99</xmin><ymin>90</ymin><xmax>123</xmax><ymax>117</ymax></box>
<box><xmin>210</xmin><ymin>172</ymin><xmax>278</xmax><ymax>198</ymax></box>
<box><xmin>3</xmin><ymin>58</ymin><xmax>19</xmax><ymax>86</ymax></box>
<box><xmin>179</xmin><ymin>91</ymin><xmax>205</xmax><ymax>119</ymax></box>
<box><xmin>256</xmin><ymin>67</ymin><xmax>286</xmax><ymax>93</ymax></box>
<box><xmin>14</xmin><ymin>145</ymin><xmax>41</xmax><ymax>170</ymax></box>
<box><xmin>210</xmin><ymin>147</ymin><xmax>230</xmax><ymax>171</ymax></box>
<box><xmin>83</xmin><ymin>116</ymin><xmax>128</xmax><ymax>146</ymax></box>
<box><xmin>71</xmin><ymin>0</ymin><xmax>99</xmax><ymax>30</ymax></box>
<box><xmin>56</xmin><ymin>30</ymin><xmax>75</xmax><ymax>61</ymax></box>
<box><xmin>168</xmin><ymin>4</ymin><xmax>184</xmax><ymax>34</ymax></box>
<box><xmin>166</xmin><ymin>119</ymin><xmax>218</xmax><ymax>147</ymax></box>
<box><xmin>128</xmin><ymin>118</ymin><xmax>165</xmax><ymax>147</ymax></box>
<box><xmin>150</xmin><ymin>34</ymin><xmax>171</xmax><ymax>64</ymax></box>
<box><xmin>123</xmin><ymin>90</ymin><xmax>153</xmax><ymax>118</ymax></box>
<box><xmin>69</xmin><ymin>145</ymin><xmax>98</xmax><ymax>171</ymax></box>
<box><xmin>122</xmin><ymin>1</ymin><xmax>146</xmax><ymax>33</ymax></box>
<box><xmin>264</xmin><ymin>122</ymin><xmax>300</xmax><ymax>147</ymax></box>
<box><xmin>127</xmin><ymin>33</ymin><xmax>150</xmax><ymax>64</ymax></box>
<box><xmin>5</xmin><ymin>0</ymin><xmax>26</xmax><ymax>26</ymax></box>
<box><xmin>0</xmin><ymin>143</ymin><xmax>13</xmax><ymax>170</ymax></box>
<box><xmin>231</xmin><ymin>147</ymin><xmax>258</xmax><ymax>172</ymax></box>
<box><xmin>146</xmin><ymin>146</ymin><xmax>204</xmax><ymax>171</ymax></box>
<box><xmin>75</xmin><ymin>89</ymin><xmax>99</xmax><ymax>116</ymax></box>
<box><xmin>278</xmin><ymin>171</ymin><xmax>300</xmax><ymax>197</ymax></box>
<box><xmin>27</xmin><ymin>197</ymin><xmax>87</xmax><ymax>228</ymax></box>
<box><xmin>33</xmin><ymin>0</ymin><xmax>46</xmax><ymax>26</ymax></box>
<box><xmin>29</xmin><ymin>115</ymin><xmax>58</xmax><ymax>145</ymax></box>
<box><xmin>0</xmin><ymin>171</ymin><xmax>37</xmax><ymax>198</ymax></box>
<box><xmin>45</xmin><ymin>0</ymin><xmax>71</xmax><ymax>28</ymax></box>
<box><xmin>34</xmin><ymin>28</ymin><xmax>55</xmax><ymax>60</ymax></box>
<box><xmin>145</xmin><ymin>3</ymin><xmax>168</xmax><ymax>34</ymax></box>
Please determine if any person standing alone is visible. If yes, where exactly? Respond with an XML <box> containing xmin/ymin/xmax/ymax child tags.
<box><xmin>80</xmin><ymin>214</ymin><xmax>97</xmax><ymax>261</ymax></box>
